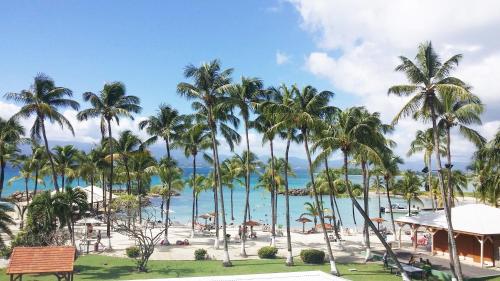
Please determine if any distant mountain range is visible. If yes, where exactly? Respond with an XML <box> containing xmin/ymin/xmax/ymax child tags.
<box><xmin>18</xmin><ymin>140</ymin><xmax>470</xmax><ymax>171</ymax></box>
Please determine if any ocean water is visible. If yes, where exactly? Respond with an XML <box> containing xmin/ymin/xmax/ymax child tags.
<box><xmin>2</xmin><ymin>166</ymin><xmax>418</xmax><ymax>229</ymax></box>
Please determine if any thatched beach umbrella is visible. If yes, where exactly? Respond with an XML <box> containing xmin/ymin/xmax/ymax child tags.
<box><xmin>244</xmin><ymin>220</ymin><xmax>261</xmax><ymax>233</ymax></box>
<box><xmin>315</xmin><ymin>223</ymin><xmax>333</xmax><ymax>232</ymax></box>
<box><xmin>198</xmin><ymin>214</ymin><xmax>211</xmax><ymax>225</ymax></box>
<box><xmin>296</xmin><ymin>217</ymin><xmax>312</xmax><ymax>233</ymax></box>
<box><xmin>371</xmin><ymin>217</ymin><xmax>385</xmax><ymax>230</ymax></box>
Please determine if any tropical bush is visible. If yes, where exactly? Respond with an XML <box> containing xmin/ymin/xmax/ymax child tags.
<box><xmin>300</xmin><ymin>249</ymin><xmax>325</xmax><ymax>264</ymax></box>
<box><xmin>0</xmin><ymin>246</ymin><xmax>12</xmax><ymax>259</ymax></box>
<box><xmin>194</xmin><ymin>248</ymin><xmax>208</xmax><ymax>260</ymax></box>
<box><xmin>257</xmin><ymin>246</ymin><xmax>278</xmax><ymax>259</ymax></box>
<box><xmin>126</xmin><ymin>246</ymin><xmax>141</xmax><ymax>258</ymax></box>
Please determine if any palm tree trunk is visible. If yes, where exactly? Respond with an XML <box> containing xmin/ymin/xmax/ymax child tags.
<box><xmin>24</xmin><ymin>178</ymin><xmax>29</xmax><ymax>205</ymax></box>
<box><xmin>284</xmin><ymin>137</ymin><xmax>293</xmax><ymax>266</ymax></box>
<box><xmin>62</xmin><ymin>171</ymin><xmax>65</xmax><ymax>190</ymax></box>
<box><xmin>34</xmin><ymin>167</ymin><xmax>39</xmax><ymax>196</ymax></box>
<box><xmin>241</xmin><ymin>120</ymin><xmax>251</xmax><ymax>257</ymax></box>
<box><xmin>165</xmin><ymin>141</ymin><xmax>172</xmax><ymax>244</ymax></box>
<box><xmin>428</xmin><ymin>157</ymin><xmax>435</xmax><ymax>211</ymax></box>
<box><xmin>0</xmin><ymin>159</ymin><xmax>5</xmax><ymax>198</ymax></box>
<box><xmin>230</xmin><ymin>188</ymin><xmax>234</xmax><ymax>221</ymax></box>
<box><xmin>430</xmin><ymin>105</ymin><xmax>463</xmax><ymax>281</ymax></box>
<box><xmin>344</xmin><ymin>152</ymin><xmax>410</xmax><ymax>281</ymax></box>
<box><xmin>210</xmin><ymin>121</ymin><xmax>232</xmax><ymax>267</ymax></box>
<box><xmin>361</xmin><ymin>161</ymin><xmax>371</xmax><ymax>260</ymax></box>
<box><xmin>125</xmin><ymin>160</ymin><xmax>131</xmax><ymax>195</ymax></box>
<box><xmin>40</xmin><ymin>117</ymin><xmax>60</xmax><ymax>192</ymax></box>
<box><xmin>90</xmin><ymin>175</ymin><xmax>94</xmax><ymax>210</ymax></box>
<box><xmin>191</xmin><ymin>154</ymin><xmax>197</xmax><ymax>238</ymax></box>
<box><xmin>303</xmin><ymin>131</ymin><xmax>338</xmax><ymax>275</ymax></box>
<box><xmin>106</xmin><ymin>119</ymin><xmax>113</xmax><ymax>245</ymax></box>
<box><xmin>211</xmin><ymin>149</ymin><xmax>220</xmax><ymax>249</ymax></box>
<box><xmin>385</xmin><ymin>177</ymin><xmax>397</xmax><ymax>241</ymax></box>
<box><xmin>445</xmin><ymin>127</ymin><xmax>454</xmax><ymax>207</ymax></box>
<box><xmin>324</xmin><ymin>159</ymin><xmax>341</xmax><ymax>241</ymax></box>
<box><xmin>138</xmin><ymin>179</ymin><xmax>142</xmax><ymax>223</ymax></box>
<box><xmin>269</xmin><ymin>139</ymin><xmax>277</xmax><ymax>247</ymax></box>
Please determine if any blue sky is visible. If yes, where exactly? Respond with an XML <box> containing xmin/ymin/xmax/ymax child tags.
<box><xmin>0</xmin><ymin>0</ymin><xmax>355</xmax><ymax>116</ymax></box>
<box><xmin>1</xmin><ymin>0</ymin><xmax>499</xmax><ymax>165</ymax></box>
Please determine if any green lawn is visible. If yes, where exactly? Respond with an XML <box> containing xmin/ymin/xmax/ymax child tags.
<box><xmin>0</xmin><ymin>255</ymin><xmax>402</xmax><ymax>281</ymax></box>
<box><xmin>1</xmin><ymin>255</ymin><xmax>499</xmax><ymax>281</ymax></box>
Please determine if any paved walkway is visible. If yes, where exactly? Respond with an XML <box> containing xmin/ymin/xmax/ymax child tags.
<box><xmin>125</xmin><ymin>271</ymin><xmax>348</xmax><ymax>281</ymax></box>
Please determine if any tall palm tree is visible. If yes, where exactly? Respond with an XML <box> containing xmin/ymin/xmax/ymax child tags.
<box><xmin>407</xmin><ymin>129</ymin><xmax>446</xmax><ymax>211</ymax></box>
<box><xmin>0</xmin><ymin>200</ymin><xmax>14</xmax><ymax>248</ymax></box>
<box><xmin>253</xmin><ymin>100</ymin><xmax>279</xmax><ymax>247</ymax></box>
<box><xmin>291</xmin><ymin>85</ymin><xmax>339</xmax><ymax>275</ymax></box>
<box><xmin>52</xmin><ymin>145</ymin><xmax>79</xmax><ymax>189</ymax></box>
<box><xmin>315</xmin><ymin>107</ymin><xmax>410</xmax><ymax>280</ymax></box>
<box><xmin>0</xmin><ymin>117</ymin><xmax>25</xmax><ymax>198</ymax></box>
<box><xmin>78</xmin><ymin>149</ymin><xmax>99</xmax><ymax>209</ymax></box>
<box><xmin>177</xmin><ymin>59</ymin><xmax>237</xmax><ymax>266</ymax></box>
<box><xmin>111</xmin><ymin>130</ymin><xmax>144</xmax><ymax>194</ymax></box>
<box><xmin>436</xmin><ymin>92</ymin><xmax>485</xmax><ymax>207</ymax></box>
<box><xmin>379</xmin><ymin>152</ymin><xmax>403</xmax><ymax>238</ymax></box>
<box><xmin>389</xmin><ymin>42</ymin><xmax>473</xmax><ymax>280</ymax></box>
<box><xmin>470</xmin><ymin>131</ymin><xmax>500</xmax><ymax>207</ymax></box>
<box><xmin>263</xmin><ymin>84</ymin><xmax>301</xmax><ymax>265</ymax></box>
<box><xmin>5</xmin><ymin>73</ymin><xmax>79</xmax><ymax>192</ymax></box>
<box><xmin>77</xmin><ymin>81</ymin><xmax>141</xmax><ymax>240</ymax></box>
<box><xmin>394</xmin><ymin>171</ymin><xmax>422</xmax><ymax>216</ymax></box>
<box><xmin>130</xmin><ymin>151</ymin><xmax>157</xmax><ymax>223</ymax></box>
<box><xmin>226</xmin><ymin>76</ymin><xmax>263</xmax><ymax>257</ymax></box>
<box><xmin>179</xmin><ymin>121</ymin><xmax>211</xmax><ymax>237</ymax></box>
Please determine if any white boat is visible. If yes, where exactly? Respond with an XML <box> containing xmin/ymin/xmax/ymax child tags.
<box><xmin>381</xmin><ymin>204</ymin><xmax>420</xmax><ymax>214</ymax></box>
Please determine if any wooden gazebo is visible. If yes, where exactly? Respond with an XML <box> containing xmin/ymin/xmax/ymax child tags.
<box><xmin>6</xmin><ymin>246</ymin><xmax>76</xmax><ymax>281</ymax></box>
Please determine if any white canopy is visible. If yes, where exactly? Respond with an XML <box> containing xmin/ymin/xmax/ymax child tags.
<box><xmin>395</xmin><ymin>204</ymin><xmax>500</xmax><ymax>235</ymax></box>
<box><xmin>51</xmin><ymin>186</ymin><xmax>107</xmax><ymax>204</ymax></box>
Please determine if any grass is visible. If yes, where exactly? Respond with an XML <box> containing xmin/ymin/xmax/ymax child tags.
<box><xmin>1</xmin><ymin>255</ymin><xmax>499</xmax><ymax>281</ymax></box>
<box><xmin>0</xmin><ymin>255</ymin><xmax>403</xmax><ymax>281</ymax></box>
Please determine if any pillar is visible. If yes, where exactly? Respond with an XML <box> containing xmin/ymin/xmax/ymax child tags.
<box><xmin>480</xmin><ymin>237</ymin><xmax>484</xmax><ymax>268</ymax></box>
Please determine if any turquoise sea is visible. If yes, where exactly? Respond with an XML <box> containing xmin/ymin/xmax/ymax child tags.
<box><xmin>2</xmin><ymin>166</ymin><xmax>419</xmax><ymax>229</ymax></box>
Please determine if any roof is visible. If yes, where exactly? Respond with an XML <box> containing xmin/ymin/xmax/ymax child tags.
<box><xmin>395</xmin><ymin>204</ymin><xmax>500</xmax><ymax>235</ymax></box>
<box><xmin>6</xmin><ymin>246</ymin><xmax>76</xmax><ymax>274</ymax></box>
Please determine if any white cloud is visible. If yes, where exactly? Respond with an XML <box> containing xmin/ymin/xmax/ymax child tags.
<box><xmin>291</xmin><ymin>0</ymin><xmax>500</xmax><ymax>163</ymax></box>
<box><xmin>276</xmin><ymin>51</ymin><xmax>290</xmax><ymax>65</ymax></box>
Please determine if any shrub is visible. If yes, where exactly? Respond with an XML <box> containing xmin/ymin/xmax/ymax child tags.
<box><xmin>258</xmin><ymin>246</ymin><xmax>278</xmax><ymax>259</ymax></box>
<box><xmin>126</xmin><ymin>246</ymin><xmax>140</xmax><ymax>258</ymax></box>
<box><xmin>194</xmin><ymin>248</ymin><xmax>208</xmax><ymax>260</ymax></box>
<box><xmin>0</xmin><ymin>246</ymin><xmax>12</xmax><ymax>259</ymax></box>
<box><xmin>300</xmin><ymin>249</ymin><xmax>325</xmax><ymax>264</ymax></box>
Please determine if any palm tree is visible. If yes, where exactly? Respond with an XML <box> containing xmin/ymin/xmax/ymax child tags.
<box><xmin>291</xmin><ymin>85</ymin><xmax>340</xmax><ymax>275</ymax></box>
<box><xmin>378</xmin><ymin>152</ymin><xmax>403</xmax><ymax>238</ymax></box>
<box><xmin>77</xmin><ymin>81</ymin><xmax>141</xmax><ymax>240</ymax></box>
<box><xmin>0</xmin><ymin>200</ymin><xmax>14</xmax><ymax>248</ymax></box>
<box><xmin>5</xmin><ymin>73</ymin><xmax>79</xmax><ymax>192</ymax></box>
<box><xmin>111</xmin><ymin>130</ymin><xmax>144</xmax><ymax>194</ymax></box>
<box><xmin>130</xmin><ymin>151</ymin><xmax>157</xmax><ymax>223</ymax></box>
<box><xmin>407</xmin><ymin>129</ymin><xmax>446</xmax><ymax>211</ymax></box>
<box><xmin>78</xmin><ymin>149</ymin><xmax>100</xmax><ymax>209</ymax></box>
<box><xmin>177</xmin><ymin>59</ymin><xmax>236</xmax><ymax>266</ymax></box>
<box><xmin>52</xmin><ymin>145</ymin><xmax>79</xmax><ymax>189</ymax></box>
<box><xmin>154</xmin><ymin>156</ymin><xmax>182</xmax><ymax>242</ymax></box>
<box><xmin>8</xmin><ymin>155</ymin><xmax>41</xmax><ymax>204</ymax></box>
<box><xmin>53</xmin><ymin>187</ymin><xmax>88</xmax><ymax>245</ymax></box>
<box><xmin>470</xmin><ymin>131</ymin><xmax>500</xmax><ymax>207</ymax></box>
<box><xmin>394</xmin><ymin>171</ymin><xmax>422</xmax><ymax>216</ymax></box>
<box><xmin>302</xmin><ymin>201</ymin><xmax>320</xmax><ymax>227</ymax></box>
<box><xmin>253</xmin><ymin>100</ymin><xmax>279</xmax><ymax>247</ymax></box>
<box><xmin>226</xmin><ymin>76</ymin><xmax>263</xmax><ymax>257</ymax></box>
<box><xmin>0</xmin><ymin>117</ymin><xmax>25</xmax><ymax>198</ymax></box>
<box><xmin>29</xmin><ymin>141</ymin><xmax>46</xmax><ymax>196</ymax></box>
<box><xmin>436</xmin><ymin>92</ymin><xmax>485</xmax><ymax>208</ymax></box>
<box><xmin>315</xmin><ymin>107</ymin><xmax>410</xmax><ymax>280</ymax></box>
<box><xmin>220</xmin><ymin>158</ymin><xmax>242</xmax><ymax>222</ymax></box>
<box><xmin>261</xmin><ymin>84</ymin><xmax>300</xmax><ymax>265</ymax></box>
<box><xmin>389</xmin><ymin>42</ymin><xmax>473</xmax><ymax>280</ymax></box>
<box><xmin>179</xmin><ymin>121</ymin><xmax>211</xmax><ymax>237</ymax></box>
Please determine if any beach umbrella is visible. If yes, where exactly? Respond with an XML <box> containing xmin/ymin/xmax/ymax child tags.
<box><xmin>371</xmin><ymin>217</ymin><xmax>385</xmax><ymax>230</ymax></box>
<box><xmin>296</xmin><ymin>217</ymin><xmax>312</xmax><ymax>233</ymax></box>
<box><xmin>198</xmin><ymin>214</ymin><xmax>211</xmax><ymax>225</ymax></box>
<box><xmin>244</xmin><ymin>220</ymin><xmax>261</xmax><ymax>226</ymax></box>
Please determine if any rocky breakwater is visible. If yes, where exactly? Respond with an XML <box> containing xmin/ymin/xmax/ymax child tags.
<box><xmin>277</xmin><ymin>188</ymin><xmax>310</xmax><ymax>196</ymax></box>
